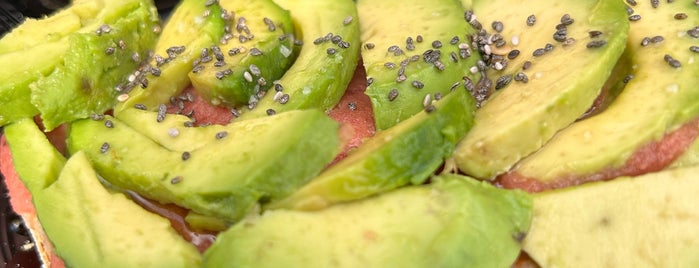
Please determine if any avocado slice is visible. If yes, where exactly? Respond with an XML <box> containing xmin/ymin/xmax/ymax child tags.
<box><xmin>4</xmin><ymin>119</ymin><xmax>201</xmax><ymax>267</ymax></box>
<box><xmin>523</xmin><ymin>165</ymin><xmax>699</xmax><ymax>267</ymax></box>
<box><xmin>31</xmin><ymin>0</ymin><xmax>160</xmax><ymax>131</ymax></box>
<box><xmin>268</xmin><ymin>88</ymin><xmax>476</xmax><ymax>210</ymax></box>
<box><xmin>37</xmin><ymin>152</ymin><xmax>202</xmax><ymax>268</ymax></box>
<box><xmin>0</xmin><ymin>0</ymin><xmax>122</xmax><ymax>53</ymax></box>
<box><xmin>235</xmin><ymin>0</ymin><xmax>361</xmax><ymax>119</ymax></box>
<box><xmin>3</xmin><ymin>118</ymin><xmax>66</xmax><ymax>193</ymax></box>
<box><xmin>504</xmin><ymin>0</ymin><xmax>699</xmax><ymax>184</ymax></box>
<box><xmin>0</xmin><ymin>42</ymin><xmax>67</xmax><ymax>126</ymax></box>
<box><xmin>453</xmin><ymin>0</ymin><xmax>630</xmax><ymax>179</ymax></box>
<box><xmin>67</xmin><ymin>109</ymin><xmax>341</xmax><ymax>223</ymax></box>
<box><xmin>205</xmin><ymin>174</ymin><xmax>532</xmax><ymax>268</ymax></box>
<box><xmin>0</xmin><ymin>5</ymin><xmax>81</xmax><ymax>53</ymax></box>
<box><xmin>115</xmin><ymin>0</ymin><xmax>226</xmax><ymax>114</ymax></box>
<box><xmin>0</xmin><ymin>0</ymin><xmax>160</xmax><ymax>129</ymax></box>
<box><xmin>188</xmin><ymin>0</ymin><xmax>296</xmax><ymax>107</ymax></box>
<box><xmin>357</xmin><ymin>0</ymin><xmax>483</xmax><ymax>131</ymax></box>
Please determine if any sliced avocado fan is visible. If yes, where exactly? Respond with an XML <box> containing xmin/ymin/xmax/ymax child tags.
<box><xmin>453</xmin><ymin>0</ymin><xmax>630</xmax><ymax>179</ymax></box>
<box><xmin>506</xmin><ymin>0</ymin><xmax>699</xmax><ymax>185</ymax></box>
<box><xmin>115</xmin><ymin>0</ymin><xmax>226</xmax><ymax>115</ymax></box>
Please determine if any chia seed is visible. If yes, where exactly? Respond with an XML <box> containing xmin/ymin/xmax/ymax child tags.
<box><xmin>589</xmin><ymin>31</ymin><xmax>603</xmax><ymax>38</ymax></box>
<box><xmin>388</xmin><ymin>88</ymin><xmax>399</xmax><ymax>101</ymax></box>
<box><xmin>586</xmin><ymin>40</ymin><xmax>607</xmax><ymax>48</ymax></box>
<box><xmin>279</xmin><ymin>94</ymin><xmax>290</xmax><ymax>104</ymax></box>
<box><xmin>492</xmin><ymin>21</ymin><xmax>504</xmax><ymax>32</ymax></box>
<box><xmin>100</xmin><ymin>142</ymin><xmax>110</xmax><ymax>154</ymax></box>
<box><xmin>664</xmin><ymin>54</ymin><xmax>682</xmax><ymax>68</ymax></box>
<box><xmin>650</xmin><ymin>35</ymin><xmax>664</xmax><ymax>44</ymax></box>
<box><xmin>532</xmin><ymin>48</ymin><xmax>546</xmax><ymax>56</ymax></box>
<box><xmin>674</xmin><ymin>13</ymin><xmax>688</xmax><ymax>20</ymax></box>
<box><xmin>514</xmin><ymin>72</ymin><xmax>529</xmax><ymax>83</ymax></box>
<box><xmin>560</xmin><ymin>14</ymin><xmax>574</xmax><ymax>25</ymax></box>
<box><xmin>215</xmin><ymin>131</ymin><xmax>228</xmax><ymax>139</ymax></box>
<box><xmin>495</xmin><ymin>75</ymin><xmax>512</xmax><ymax>90</ymax></box>
<box><xmin>526</xmin><ymin>14</ymin><xmax>536</xmax><ymax>26</ymax></box>
<box><xmin>507</xmin><ymin>49</ymin><xmax>520</xmax><ymax>59</ymax></box>
<box><xmin>182</xmin><ymin>152</ymin><xmax>191</xmax><ymax>161</ymax></box>
<box><xmin>249</xmin><ymin>48</ymin><xmax>263</xmax><ymax>56</ymax></box>
<box><xmin>629</xmin><ymin>14</ymin><xmax>641</xmax><ymax>21</ymax></box>
<box><xmin>157</xmin><ymin>104</ymin><xmax>167</xmax><ymax>122</ymax></box>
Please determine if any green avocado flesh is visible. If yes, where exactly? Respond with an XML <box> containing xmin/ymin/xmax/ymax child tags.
<box><xmin>4</xmin><ymin>120</ymin><xmax>200</xmax><ymax>267</ymax></box>
<box><xmin>67</xmin><ymin>109</ymin><xmax>341</xmax><ymax>223</ymax></box>
<box><xmin>4</xmin><ymin>119</ymin><xmax>66</xmax><ymax>193</ymax></box>
<box><xmin>188</xmin><ymin>0</ymin><xmax>296</xmax><ymax>107</ymax></box>
<box><xmin>453</xmin><ymin>0</ymin><xmax>629</xmax><ymax>179</ymax></box>
<box><xmin>236</xmin><ymin>0</ymin><xmax>361</xmax><ymax>120</ymax></box>
<box><xmin>357</xmin><ymin>0</ymin><xmax>483</xmax><ymax>131</ymax></box>
<box><xmin>115</xmin><ymin>0</ymin><xmax>226</xmax><ymax>115</ymax></box>
<box><xmin>508</xmin><ymin>0</ymin><xmax>699</xmax><ymax>183</ymax></box>
<box><xmin>268</xmin><ymin>88</ymin><xmax>476</xmax><ymax>210</ymax></box>
<box><xmin>205</xmin><ymin>174</ymin><xmax>532</xmax><ymax>268</ymax></box>
<box><xmin>0</xmin><ymin>0</ymin><xmax>129</xmax><ymax>53</ymax></box>
<box><xmin>524</xmin><ymin>165</ymin><xmax>699</xmax><ymax>267</ymax></box>
<box><xmin>0</xmin><ymin>0</ymin><xmax>160</xmax><ymax>130</ymax></box>
<box><xmin>37</xmin><ymin>152</ymin><xmax>202</xmax><ymax>268</ymax></box>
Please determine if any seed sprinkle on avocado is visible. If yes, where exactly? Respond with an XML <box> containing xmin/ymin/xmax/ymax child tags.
<box><xmin>100</xmin><ymin>142</ymin><xmax>110</xmax><ymax>154</ymax></box>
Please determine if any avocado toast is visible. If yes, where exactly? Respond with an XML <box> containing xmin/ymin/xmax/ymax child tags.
<box><xmin>1</xmin><ymin>0</ymin><xmax>699</xmax><ymax>267</ymax></box>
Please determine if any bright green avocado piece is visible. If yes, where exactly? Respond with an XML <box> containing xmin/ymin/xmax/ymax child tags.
<box><xmin>67</xmin><ymin>109</ymin><xmax>341</xmax><ymax>223</ymax></box>
<box><xmin>188</xmin><ymin>0</ymin><xmax>296</xmax><ymax>107</ymax></box>
<box><xmin>3</xmin><ymin>118</ymin><xmax>66</xmax><ymax>193</ymax></box>
<box><xmin>0</xmin><ymin>6</ymin><xmax>81</xmax><ymax>53</ymax></box>
<box><xmin>4</xmin><ymin>119</ymin><xmax>201</xmax><ymax>267</ymax></box>
<box><xmin>453</xmin><ymin>0</ymin><xmax>629</xmax><ymax>179</ymax></box>
<box><xmin>357</xmin><ymin>0</ymin><xmax>483</xmax><ymax>131</ymax></box>
<box><xmin>0</xmin><ymin>0</ymin><xmax>124</xmax><ymax>53</ymax></box>
<box><xmin>30</xmin><ymin>0</ymin><xmax>160</xmax><ymax>131</ymax></box>
<box><xmin>205</xmin><ymin>174</ymin><xmax>532</xmax><ymax>268</ymax></box>
<box><xmin>36</xmin><ymin>152</ymin><xmax>202</xmax><ymax>268</ymax></box>
<box><xmin>524</xmin><ymin>165</ymin><xmax>699</xmax><ymax>267</ymax></box>
<box><xmin>115</xmin><ymin>0</ymin><xmax>226</xmax><ymax>114</ymax></box>
<box><xmin>0</xmin><ymin>42</ymin><xmax>67</xmax><ymax>125</ymax></box>
<box><xmin>0</xmin><ymin>0</ymin><xmax>160</xmax><ymax>129</ymax></box>
<box><xmin>268</xmin><ymin>88</ymin><xmax>476</xmax><ymax>210</ymax></box>
<box><xmin>506</xmin><ymin>0</ymin><xmax>699</xmax><ymax>183</ymax></box>
<box><xmin>236</xmin><ymin>0</ymin><xmax>361</xmax><ymax>119</ymax></box>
